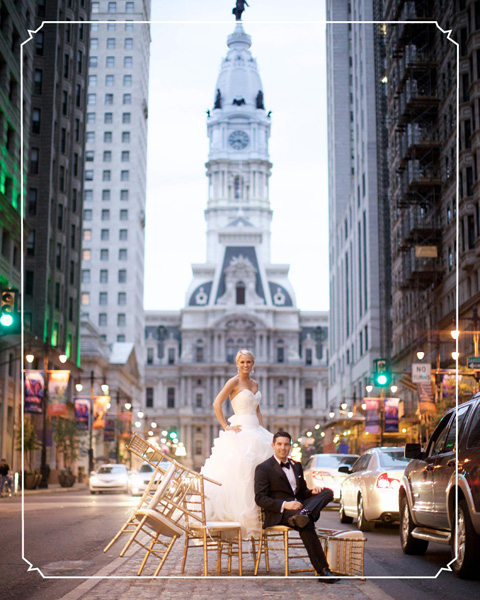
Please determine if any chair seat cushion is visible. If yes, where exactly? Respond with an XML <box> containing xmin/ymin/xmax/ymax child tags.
<box><xmin>136</xmin><ymin>509</ymin><xmax>184</xmax><ymax>537</ymax></box>
<box><xmin>190</xmin><ymin>521</ymin><xmax>242</xmax><ymax>530</ymax></box>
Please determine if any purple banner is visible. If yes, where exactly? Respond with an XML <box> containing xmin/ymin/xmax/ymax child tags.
<box><xmin>74</xmin><ymin>398</ymin><xmax>90</xmax><ymax>430</ymax></box>
<box><xmin>48</xmin><ymin>370</ymin><xmax>70</xmax><ymax>417</ymax></box>
<box><xmin>25</xmin><ymin>370</ymin><xmax>44</xmax><ymax>414</ymax></box>
<box><xmin>384</xmin><ymin>397</ymin><xmax>399</xmax><ymax>433</ymax></box>
<box><xmin>365</xmin><ymin>398</ymin><xmax>380</xmax><ymax>434</ymax></box>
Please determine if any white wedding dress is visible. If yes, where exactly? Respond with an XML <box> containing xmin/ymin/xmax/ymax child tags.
<box><xmin>201</xmin><ymin>389</ymin><xmax>273</xmax><ymax>538</ymax></box>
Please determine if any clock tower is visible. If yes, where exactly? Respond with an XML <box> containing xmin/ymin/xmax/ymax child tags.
<box><xmin>204</xmin><ymin>21</ymin><xmax>274</xmax><ymax>270</ymax></box>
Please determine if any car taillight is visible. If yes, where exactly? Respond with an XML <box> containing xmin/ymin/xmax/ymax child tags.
<box><xmin>312</xmin><ymin>470</ymin><xmax>330</xmax><ymax>482</ymax></box>
<box><xmin>375</xmin><ymin>472</ymin><xmax>400</xmax><ymax>490</ymax></box>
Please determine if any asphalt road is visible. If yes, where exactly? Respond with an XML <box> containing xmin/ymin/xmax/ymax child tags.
<box><xmin>1</xmin><ymin>492</ymin><xmax>479</xmax><ymax>600</ymax></box>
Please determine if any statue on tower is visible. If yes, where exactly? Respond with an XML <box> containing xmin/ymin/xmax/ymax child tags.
<box><xmin>232</xmin><ymin>0</ymin><xmax>249</xmax><ymax>21</ymax></box>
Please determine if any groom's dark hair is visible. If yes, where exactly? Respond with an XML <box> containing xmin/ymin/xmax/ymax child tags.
<box><xmin>273</xmin><ymin>430</ymin><xmax>292</xmax><ymax>443</ymax></box>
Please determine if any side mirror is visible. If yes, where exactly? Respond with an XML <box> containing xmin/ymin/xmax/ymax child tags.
<box><xmin>405</xmin><ymin>443</ymin><xmax>423</xmax><ymax>460</ymax></box>
<box><xmin>338</xmin><ymin>465</ymin><xmax>351</xmax><ymax>474</ymax></box>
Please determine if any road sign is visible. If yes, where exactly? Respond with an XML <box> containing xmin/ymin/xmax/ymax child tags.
<box><xmin>412</xmin><ymin>362</ymin><xmax>431</xmax><ymax>383</ymax></box>
<box><xmin>467</xmin><ymin>356</ymin><xmax>480</xmax><ymax>369</ymax></box>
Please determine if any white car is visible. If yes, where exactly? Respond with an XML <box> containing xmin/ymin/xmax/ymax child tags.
<box><xmin>338</xmin><ymin>447</ymin><xmax>411</xmax><ymax>531</ymax></box>
<box><xmin>128</xmin><ymin>461</ymin><xmax>170</xmax><ymax>496</ymax></box>
<box><xmin>303</xmin><ymin>454</ymin><xmax>359</xmax><ymax>501</ymax></box>
<box><xmin>89</xmin><ymin>464</ymin><xmax>129</xmax><ymax>494</ymax></box>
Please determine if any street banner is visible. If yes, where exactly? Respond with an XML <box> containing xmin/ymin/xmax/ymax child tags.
<box><xmin>25</xmin><ymin>370</ymin><xmax>44</xmax><ymax>414</ymax></box>
<box><xmin>104</xmin><ymin>418</ymin><xmax>115</xmax><ymax>441</ymax></box>
<box><xmin>365</xmin><ymin>398</ymin><xmax>380</xmax><ymax>434</ymax></box>
<box><xmin>47</xmin><ymin>370</ymin><xmax>70</xmax><ymax>417</ymax></box>
<box><xmin>93</xmin><ymin>396</ymin><xmax>110</xmax><ymax>429</ymax></box>
<box><xmin>74</xmin><ymin>398</ymin><xmax>90</xmax><ymax>430</ymax></box>
<box><xmin>384</xmin><ymin>397</ymin><xmax>399</xmax><ymax>433</ymax></box>
<box><xmin>119</xmin><ymin>411</ymin><xmax>132</xmax><ymax>435</ymax></box>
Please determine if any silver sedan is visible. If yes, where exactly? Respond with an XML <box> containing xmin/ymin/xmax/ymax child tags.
<box><xmin>338</xmin><ymin>447</ymin><xmax>411</xmax><ymax>531</ymax></box>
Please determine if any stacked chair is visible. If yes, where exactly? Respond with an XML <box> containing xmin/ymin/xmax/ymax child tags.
<box><xmin>105</xmin><ymin>433</ymin><xmax>244</xmax><ymax>576</ymax></box>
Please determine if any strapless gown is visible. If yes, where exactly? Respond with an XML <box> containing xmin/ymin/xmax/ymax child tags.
<box><xmin>201</xmin><ymin>389</ymin><xmax>273</xmax><ymax>538</ymax></box>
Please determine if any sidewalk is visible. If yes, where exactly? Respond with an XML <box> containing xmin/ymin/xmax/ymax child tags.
<box><xmin>1</xmin><ymin>482</ymin><xmax>88</xmax><ymax>497</ymax></box>
<box><xmin>56</xmin><ymin>531</ymin><xmax>395</xmax><ymax>600</ymax></box>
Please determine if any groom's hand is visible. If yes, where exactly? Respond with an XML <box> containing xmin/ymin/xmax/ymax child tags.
<box><xmin>284</xmin><ymin>500</ymin><xmax>303</xmax><ymax>510</ymax></box>
<box><xmin>312</xmin><ymin>486</ymin><xmax>325</xmax><ymax>494</ymax></box>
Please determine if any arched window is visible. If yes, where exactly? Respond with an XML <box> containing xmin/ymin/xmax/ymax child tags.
<box><xmin>236</xmin><ymin>281</ymin><xmax>245</xmax><ymax>304</ymax></box>
<box><xmin>234</xmin><ymin>175</ymin><xmax>242</xmax><ymax>199</ymax></box>
<box><xmin>226</xmin><ymin>339</ymin><xmax>235</xmax><ymax>363</ymax></box>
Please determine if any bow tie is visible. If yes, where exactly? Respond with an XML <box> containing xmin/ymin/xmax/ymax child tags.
<box><xmin>280</xmin><ymin>461</ymin><xmax>290</xmax><ymax>469</ymax></box>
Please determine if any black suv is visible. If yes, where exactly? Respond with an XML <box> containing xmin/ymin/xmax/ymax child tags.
<box><xmin>399</xmin><ymin>393</ymin><xmax>480</xmax><ymax>578</ymax></box>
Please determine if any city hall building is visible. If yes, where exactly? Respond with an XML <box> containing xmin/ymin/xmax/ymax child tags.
<box><xmin>142</xmin><ymin>20</ymin><xmax>329</xmax><ymax>470</ymax></box>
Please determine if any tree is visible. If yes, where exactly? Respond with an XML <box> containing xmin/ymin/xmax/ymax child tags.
<box><xmin>52</xmin><ymin>417</ymin><xmax>80</xmax><ymax>472</ymax></box>
<box><xmin>16</xmin><ymin>419</ymin><xmax>42</xmax><ymax>473</ymax></box>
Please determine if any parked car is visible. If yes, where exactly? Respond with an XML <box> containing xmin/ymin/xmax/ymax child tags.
<box><xmin>338</xmin><ymin>447</ymin><xmax>411</xmax><ymax>531</ymax></box>
<box><xmin>399</xmin><ymin>394</ymin><xmax>480</xmax><ymax>578</ymax></box>
<box><xmin>89</xmin><ymin>464</ymin><xmax>129</xmax><ymax>494</ymax></box>
<box><xmin>128</xmin><ymin>461</ymin><xmax>170</xmax><ymax>496</ymax></box>
<box><xmin>303</xmin><ymin>453</ymin><xmax>359</xmax><ymax>501</ymax></box>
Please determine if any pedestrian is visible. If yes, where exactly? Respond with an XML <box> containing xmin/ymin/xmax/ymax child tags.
<box><xmin>0</xmin><ymin>458</ymin><xmax>12</xmax><ymax>495</ymax></box>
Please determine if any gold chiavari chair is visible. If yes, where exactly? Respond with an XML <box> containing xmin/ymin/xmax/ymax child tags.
<box><xmin>103</xmin><ymin>434</ymin><xmax>178</xmax><ymax>553</ymax></box>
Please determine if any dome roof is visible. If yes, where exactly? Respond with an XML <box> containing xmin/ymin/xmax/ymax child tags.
<box><xmin>212</xmin><ymin>23</ymin><xmax>265</xmax><ymax>113</ymax></box>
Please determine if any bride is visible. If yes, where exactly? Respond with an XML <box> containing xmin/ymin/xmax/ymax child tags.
<box><xmin>201</xmin><ymin>349</ymin><xmax>273</xmax><ymax>538</ymax></box>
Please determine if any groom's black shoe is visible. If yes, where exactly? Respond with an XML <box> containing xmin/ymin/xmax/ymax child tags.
<box><xmin>317</xmin><ymin>567</ymin><xmax>340</xmax><ymax>584</ymax></box>
<box><xmin>288</xmin><ymin>508</ymin><xmax>311</xmax><ymax>529</ymax></box>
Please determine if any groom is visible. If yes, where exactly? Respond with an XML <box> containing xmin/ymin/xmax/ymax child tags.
<box><xmin>254</xmin><ymin>431</ymin><xmax>339</xmax><ymax>583</ymax></box>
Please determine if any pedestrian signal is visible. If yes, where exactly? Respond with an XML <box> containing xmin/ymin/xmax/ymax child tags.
<box><xmin>0</xmin><ymin>289</ymin><xmax>19</xmax><ymax>332</ymax></box>
<box><xmin>373</xmin><ymin>358</ymin><xmax>391</xmax><ymax>388</ymax></box>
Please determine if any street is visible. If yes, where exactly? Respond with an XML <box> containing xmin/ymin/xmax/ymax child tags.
<box><xmin>1</xmin><ymin>490</ymin><xmax>479</xmax><ymax>600</ymax></box>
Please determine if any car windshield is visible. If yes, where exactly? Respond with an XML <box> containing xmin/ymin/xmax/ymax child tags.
<box><xmin>139</xmin><ymin>464</ymin><xmax>154</xmax><ymax>473</ymax></box>
<box><xmin>378</xmin><ymin>451</ymin><xmax>411</xmax><ymax>468</ymax></box>
<box><xmin>315</xmin><ymin>455</ymin><xmax>358</xmax><ymax>468</ymax></box>
<box><xmin>97</xmin><ymin>466</ymin><xmax>126</xmax><ymax>474</ymax></box>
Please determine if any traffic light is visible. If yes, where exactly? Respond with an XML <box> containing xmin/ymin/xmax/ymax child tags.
<box><xmin>373</xmin><ymin>358</ymin><xmax>391</xmax><ymax>387</ymax></box>
<box><xmin>0</xmin><ymin>288</ymin><xmax>19</xmax><ymax>333</ymax></box>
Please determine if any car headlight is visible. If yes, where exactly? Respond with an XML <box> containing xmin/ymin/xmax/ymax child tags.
<box><xmin>118</xmin><ymin>475</ymin><xmax>128</xmax><ymax>484</ymax></box>
<box><xmin>90</xmin><ymin>476</ymin><xmax>99</xmax><ymax>485</ymax></box>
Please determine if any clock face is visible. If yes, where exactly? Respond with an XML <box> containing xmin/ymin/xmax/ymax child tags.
<box><xmin>228</xmin><ymin>130</ymin><xmax>249</xmax><ymax>150</ymax></box>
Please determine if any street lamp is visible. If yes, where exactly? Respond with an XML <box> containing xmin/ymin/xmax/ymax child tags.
<box><xmin>416</xmin><ymin>351</ymin><xmax>425</xmax><ymax>360</ymax></box>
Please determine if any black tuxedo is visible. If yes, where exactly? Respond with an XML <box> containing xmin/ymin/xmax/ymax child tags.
<box><xmin>254</xmin><ymin>455</ymin><xmax>333</xmax><ymax>573</ymax></box>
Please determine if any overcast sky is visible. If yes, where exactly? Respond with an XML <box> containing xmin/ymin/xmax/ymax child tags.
<box><xmin>144</xmin><ymin>0</ymin><xmax>329</xmax><ymax>311</ymax></box>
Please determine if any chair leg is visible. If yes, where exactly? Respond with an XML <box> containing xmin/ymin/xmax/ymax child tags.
<box><xmin>119</xmin><ymin>515</ymin><xmax>147</xmax><ymax>557</ymax></box>
<box><xmin>250</xmin><ymin>537</ymin><xmax>257</xmax><ymax>564</ymax></box>
<box><xmin>238</xmin><ymin>530</ymin><xmax>243</xmax><ymax>577</ymax></box>
<box><xmin>217</xmin><ymin>541</ymin><xmax>222</xmax><ymax>573</ymax></box>
<box><xmin>284</xmin><ymin>530</ymin><xmax>289</xmax><ymax>577</ymax></box>
<box><xmin>254</xmin><ymin>534</ymin><xmax>264</xmax><ymax>575</ymax></box>
<box><xmin>152</xmin><ymin>535</ymin><xmax>179</xmax><ymax>577</ymax></box>
<box><xmin>180</xmin><ymin>535</ymin><xmax>189</xmax><ymax>574</ymax></box>
<box><xmin>203</xmin><ymin>530</ymin><xmax>208</xmax><ymax>576</ymax></box>
<box><xmin>137</xmin><ymin>532</ymin><xmax>160</xmax><ymax>575</ymax></box>
<box><xmin>264</xmin><ymin>534</ymin><xmax>270</xmax><ymax>573</ymax></box>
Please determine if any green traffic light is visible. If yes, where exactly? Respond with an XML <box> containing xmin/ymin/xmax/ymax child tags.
<box><xmin>0</xmin><ymin>314</ymin><xmax>13</xmax><ymax>327</ymax></box>
<box><xmin>377</xmin><ymin>374</ymin><xmax>387</xmax><ymax>385</ymax></box>
<box><xmin>169</xmin><ymin>432</ymin><xmax>177</xmax><ymax>439</ymax></box>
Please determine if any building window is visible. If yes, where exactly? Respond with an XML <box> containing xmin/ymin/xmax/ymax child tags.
<box><xmin>147</xmin><ymin>348</ymin><xmax>154</xmax><ymax>364</ymax></box>
<box><xmin>105</xmin><ymin>93</ymin><xmax>114</xmax><ymax>105</ymax></box>
<box><xmin>100</xmin><ymin>249</ymin><xmax>109</xmax><ymax>261</ymax></box>
<box><xmin>26</xmin><ymin>231</ymin><xmax>35</xmax><ymax>256</ymax></box>
<box><xmin>168</xmin><ymin>348</ymin><xmax>175</xmax><ymax>365</ymax></box>
<box><xmin>305</xmin><ymin>388</ymin><xmax>313</xmax><ymax>409</ymax></box>
<box><xmin>104</xmin><ymin>112</ymin><xmax>113</xmax><ymax>124</ymax></box>
<box><xmin>118</xmin><ymin>269</ymin><xmax>127</xmax><ymax>282</ymax></box>
<box><xmin>100</xmin><ymin>269</ymin><xmax>108</xmax><ymax>283</ymax></box>
<box><xmin>122</xmin><ymin>132</ymin><xmax>130</xmax><ymax>143</ymax></box>
<box><xmin>124</xmin><ymin>56</ymin><xmax>133</xmax><ymax>67</ymax></box>
<box><xmin>83</xmin><ymin>209</ymin><xmax>92</xmax><ymax>221</ymax></box>
<box><xmin>105</xmin><ymin>74</ymin><xmax>114</xmax><ymax>86</ymax></box>
<box><xmin>103</xmin><ymin>170</ymin><xmax>111</xmax><ymax>181</ymax></box>
<box><xmin>86</xmin><ymin>150</ymin><xmax>94</xmax><ymax>161</ymax></box>
<box><xmin>108</xmin><ymin>1</ymin><xmax>117</xmax><ymax>12</ymax></box>
<box><xmin>99</xmin><ymin>292</ymin><xmax>108</xmax><ymax>305</ymax></box>
<box><xmin>306</xmin><ymin>348</ymin><xmax>312</xmax><ymax>365</ymax></box>
<box><xmin>121</xmin><ymin>151</ymin><xmax>130</xmax><ymax>162</ymax></box>
<box><xmin>236</xmin><ymin>282</ymin><xmax>245</xmax><ymax>304</ymax></box>
<box><xmin>277</xmin><ymin>394</ymin><xmax>285</xmax><ymax>408</ymax></box>
<box><xmin>196</xmin><ymin>393</ymin><xmax>203</xmax><ymax>408</ymax></box>
<box><xmin>117</xmin><ymin>335</ymin><xmax>125</xmax><ymax>342</ymax></box>
<box><xmin>120</xmin><ymin>189</ymin><xmax>129</xmax><ymax>201</ymax></box>
<box><xmin>99</xmin><ymin>313</ymin><xmax>107</xmax><ymax>326</ymax></box>
<box><xmin>117</xmin><ymin>313</ymin><xmax>126</xmax><ymax>326</ymax></box>
<box><xmin>124</xmin><ymin>38</ymin><xmax>133</xmax><ymax>50</ymax></box>
<box><xmin>30</xmin><ymin>148</ymin><xmax>39</xmax><ymax>174</ymax></box>
<box><xmin>277</xmin><ymin>346</ymin><xmax>284</xmax><ymax>363</ymax></box>
<box><xmin>81</xmin><ymin>269</ymin><xmax>90</xmax><ymax>284</ymax></box>
<box><xmin>120</xmin><ymin>228</ymin><xmax>128</xmax><ymax>240</ymax></box>
<box><xmin>88</xmin><ymin>74</ymin><xmax>97</xmax><ymax>87</ymax></box>
<box><xmin>167</xmin><ymin>388</ymin><xmax>175</xmax><ymax>408</ymax></box>
<box><xmin>122</xmin><ymin>112</ymin><xmax>131</xmax><ymax>123</ymax></box>
<box><xmin>101</xmin><ymin>209</ymin><xmax>110</xmax><ymax>221</ymax></box>
<box><xmin>121</xmin><ymin>170</ymin><xmax>129</xmax><ymax>181</ymax></box>
<box><xmin>91</xmin><ymin>2</ymin><xmax>99</xmax><ymax>13</ymax></box>
<box><xmin>87</xmin><ymin>93</ymin><xmax>96</xmax><ymax>105</ymax></box>
<box><xmin>123</xmin><ymin>75</ymin><xmax>132</xmax><ymax>86</ymax></box>
<box><xmin>36</xmin><ymin>31</ymin><xmax>44</xmax><ymax>55</ymax></box>
<box><xmin>34</xmin><ymin>69</ymin><xmax>43</xmax><ymax>94</ymax></box>
<box><xmin>107</xmin><ymin>38</ymin><xmax>116</xmax><ymax>49</ymax></box>
<box><xmin>146</xmin><ymin>387</ymin><xmax>154</xmax><ymax>408</ymax></box>
<box><xmin>123</xmin><ymin>93</ymin><xmax>132</xmax><ymax>104</ymax></box>
<box><xmin>196</xmin><ymin>345</ymin><xmax>204</xmax><ymax>363</ymax></box>
<box><xmin>102</xmin><ymin>189</ymin><xmax>111</xmax><ymax>201</ymax></box>
<box><xmin>90</xmin><ymin>38</ymin><xmax>98</xmax><ymax>50</ymax></box>
<box><xmin>28</xmin><ymin>188</ymin><xmax>37</xmax><ymax>215</ymax></box>
<box><xmin>126</xmin><ymin>2</ymin><xmax>134</xmax><ymax>13</ymax></box>
<box><xmin>119</xmin><ymin>249</ymin><xmax>127</xmax><ymax>260</ymax></box>
<box><xmin>81</xmin><ymin>293</ymin><xmax>90</xmax><ymax>305</ymax></box>
<box><xmin>118</xmin><ymin>292</ymin><xmax>126</xmax><ymax>305</ymax></box>
<box><xmin>125</xmin><ymin>22</ymin><xmax>134</xmax><ymax>31</ymax></box>
<box><xmin>82</xmin><ymin>249</ymin><xmax>91</xmax><ymax>261</ymax></box>
<box><xmin>120</xmin><ymin>209</ymin><xmax>128</xmax><ymax>220</ymax></box>
<box><xmin>85</xmin><ymin>169</ymin><xmax>93</xmax><ymax>181</ymax></box>
<box><xmin>104</xmin><ymin>131</ymin><xmax>113</xmax><ymax>143</ymax></box>
<box><xmin>106</xmin><ymin>56</ymin><xmax>115</xmax><ymax>67</ymax></box>
<box><xmin>101</xmin><ymin>229</ymin><xmax>109</xmax><ymax>240</ymax></box>
<box><xmin>32</xmin><ymin>109</ymin><xmax>41</xmax><ymax>133</ymax></box>
<box><xmin>103</xmin><ymin>151</ymin><xmax>112</xmax><ymax>162</ymax></box>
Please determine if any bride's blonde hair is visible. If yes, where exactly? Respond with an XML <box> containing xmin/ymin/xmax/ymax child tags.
<box><xmin>235</xmin><ymin>349</ymin><xmax>255</xmax><ymax>364</ymax></box>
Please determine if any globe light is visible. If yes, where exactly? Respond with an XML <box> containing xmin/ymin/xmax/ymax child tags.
<box><xmin>59</xmin><ymin>354</ymin><xmax>67</xmax><ymax>363</ymax></box>
<box><xmin>451</xmin><ymin>329</ymin><xmax>460</xmax><ymax>340</ymax></box>
<box><xmin>340</xmin><ymin>402</ymin><xmax>347</xmax><ymax>410</ymax></box>
<box><xmin>101</xmin><ymin>383</ymin><xmax>109</xmax><ymax>393</ymax></box>
<box><xmin>366</xmin><ymin>385</ymin><xmax>373</xmax><ymax>393</ymax></box>
<box><xmin>391</xmin><ymin>385</ymin><xmax>398</xmax><ymax>393</ymax></box>
<box><xmin>26</xmin><ymin>354</ymin><xmax>35</xmax><ymax>363</ymax></box>
<box><xmin>347</xmin><ymin>411</ymin><xmax>353</xmax><ymax>418</ymax></box>
<box><xmin>124</xmin><ymin>402</ymin><xmax>132</xmax><ymax>410</ymax></box>
<box><xmin>161</xmin><ymin>437</ymin><xmax>167</xmax><ymax>443</ymax></box>
<box><xmin>75</xmin><ymin>383</ymin><xmax>83</xmax><ymax>392</ymax></box>
<box><xmin>148</xmin><ymin>430</ymin><xmax>154</xmax><ymax>436</ymax></box>
<box><xmin>137</xmin><ymin>411</ymin><xmax>144</xmax><ymax>419</ymax></box>
<box><xmin>329</xmin><ymin>411</ymin><xmax>335</xmax><ymax>419</ymax></box>
<box><xmin>306</xmin><ymin>431</ymin><xmax>313</xmax><ymax>437</ymax></box>
<box><xmin>151</xmin><ymin>422</ymin><xmax>157</xmax><ymax>428</ymax></box>
<box><xmin>361</xmin><ymin>402</ymin><xmax>367</xmax><ymax>410</ymax></box>
<box><xmin>452</xmin><ymin>351</ymin><xmax>459</xmax><ymax>360</ymax></box>
<box><xmin>106</xmin><ymin>403</ymin><xmax>111</xmax><ymax>409</ymax></box>
<box><xmin>402</xmin><ymin>428</ymin><xmax>407</xmax><ymax>433</ymax></box>
<box><xmin>314</xmin><ymin>424</ymin><xmax>320</xmax><ymax>430</ymax></box>
<box><xmin>135</xmin><ymin>421</ymin><xmax>141</xmax><ymax>428</ymax></box>
<box><xmin>321</xmin><ymin>432</ymin><xmax>325</xmax><ymax>437</ymax></box>
<box><xmin>161</xmin><ymin>430</ymin><xmax>168</xmax><ymax>436</ymax></box>
<box><xmin>416</xmin><ymin>351</ymin><xmax>425</xmax><ymax>360</ymax></box>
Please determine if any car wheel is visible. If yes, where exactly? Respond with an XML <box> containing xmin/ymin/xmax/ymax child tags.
<box><xmin>451</xmin><ymin>499</ymin><xmax>480</xmax><ymax>578</ymax></box>
<box><xmin>339</xmin><ymin>496</ymin><xmax>353</xmax><ymax>524</ymax></box>
<box><xmin>90</xmin><ymin>490</ymin><xmax>96</xmax><ymax>495</ymax></box>
<box><xmin>357</xmin><ymin>494</ymin><xmax>373</xmax><ymax>532</ymax></box>
<box><xmin>400</xmin><ymin>496</ymin><xmax>428</xmax><ymax>555</ymax></box>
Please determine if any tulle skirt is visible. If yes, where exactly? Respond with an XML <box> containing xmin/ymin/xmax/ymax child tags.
<box><xmin>201</xmin><ymin>413</ymin><xmax>273</xmax><ymax>538</ymax></box>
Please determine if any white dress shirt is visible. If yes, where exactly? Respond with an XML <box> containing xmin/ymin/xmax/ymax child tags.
<box><xmin>274</xmin><ymin>456</ymin><xmax>297</xmax><ymax>512</ymax></box>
